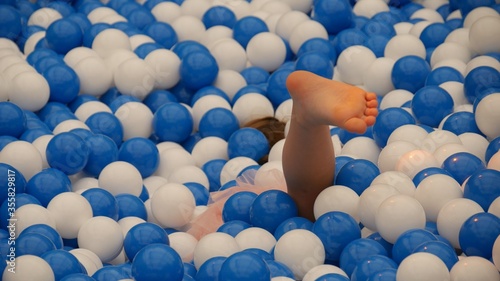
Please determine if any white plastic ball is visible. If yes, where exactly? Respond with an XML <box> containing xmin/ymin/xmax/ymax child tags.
<box><xmin>289</xmin><ymin>20</ymin><xmax>328</xmax><ymax>54</ymax></box>
<box><xmin>408</xmin><ymin>20</ymin><xmax>433</xmax><ymax>38</ymax></box>
<box><xmin>340</xmin><ymin>136</ymin><xmax>381</xmax><ymax>164</ymax></box>
<box><xmin>168</xmin><ymin>165</ymin><xmax>210</xmax><ymax>189</ymax></box>
<box><xmin>493</xmin><ymin>235</ymin><xmax>500</xmax><ymax>271</ymax></box>
<box><xmin>475</xmin><ymin>93</ymin><xmax>500</xmax><ymax>139</ymax></box>
<box><xmin>168</xmin><ymin>232</ymin><xmax>198</xmax><ymax>263</ymax></box>
<box><xmin>395</xmin><ymin>149</ymin><xmax>439</xmax><ymax>179</ymax></box>
<box><xmin>459</xmin><ymin>132</ymin><xmax>489</xmax><ymax>163</ymax></box>
<box><xmin>74</xmin><ymin>101</ymin><xmax>112</xmax><ymax>122</ymax></box>
<box><xmin>275</xmin><ymin>10</ymin><xmax>310</xmax><ymax>41</ymax></box>
<box><xmin>465</xmin><ymin>55</ymin><xmax>500</xmax><ymax>77</ymax></box>
<box><xmin>92</xmin><ymin>28</ymin><xmax>131</xmax><ymax>58</ymax></box>
<box><xmin>151</xmin><ymin>1</ymin><xmax>181</xmax><ymax>24</ymax></box>
<box><xmin>114</xmin><ymin>58</ymin><xmax>155</xmax><ymax>99</ymax></box>
<box><xmin>70</xmin><ymin>248</ymin><xmax>103</xmax><ymax>276</ymax></box>
<box><xmin>235</xmin><ymin>227</ymin><xmax>276</xmax><ymax>252</ymax></box>
<box><xmin>129</xmin><ymin>34</ymin><xmax>155</xmax><ymax>51</ymax></box>
<box><xmin>488</xmin><ymin>151</ymin><xmax>500</xmax><ymax>171</ymax></box>
<box><xmin>352</xmin><ymin>0</ymin><xmax>389</xmax><ymax>18</ymax></box>
<box><xmin>156</xmin><ymin>141</ymin><xmax>183</xmax><ymax>153</ymax></box>
<box><xmin>213</xmin><ymin>69</ymin><xmax>247</xmax><ymax>101</ymax></box>
<box><xmin>51</xmin><ymin>119</ymin><xmax>86</xmax><ymax>135</ymax></box>
<box><xmin>155</xmin><ymin>147</ymin><xmax>195</xmax><ymax>178</ymax></box>
<box><xmin>47</xmin><ymin>192</ymin><xmax>93</xmax><ymax>239</ymax></box>
<box><xmin>447</xmin><ymin>9</ymin><xmax>462</xmax><ymax>20</ymax></box>
<box><xmin>114</xmin><ymin>101</ymin><xmax>153</xmax><ymax>139</ymax></box>
<box><xmin>274</xmin><ymin>229</ymin><xmax>326</xmax><ymax>280</ymax></box>
<box><xmin>191</xmin><ymin>137</ymin><xmax>228</xmax><ymax>167</ymax></box>
<box><xmin>421</xmin><ymin>129</ymin><xmax>462</xmax><ymax>153</ymax></box>
<box><xmin>210</xmin><ymin>38</ymin><xmax>247</xmax><ymax>72</ymax></box>
<box><xmin>72</xmin><ymin>177</ymin><xmax>99</xmax><ymax>193</ymax></box>
<box><xmin>337</xmin><ymin>45</ymin><xmax>377</xmax><ymax>85</ymax></box>
<box><xmin>87</xmin><ymin>7</ymin><xmax>117</xmax><ymax>24</ymax></box>
<box><xmin>0</xmin><ymin>141</ymin><xmax>43</xmax><ymax>181</ymax></box>
<box><xmin>232</xmin><ymin>93</ymin><xmax>274</xmax><ymax>126</ymax></box>
<box><xmin>192</xmin><ymin>95</ymin><xmax>231</xmax><ymax>131</ymax></box>
<box><xmin>371</xmin><ymin>171</ymin><xmax>416</xmax><ymax>197</ymax></box>
<box><xmin>253</xmin><ymin>161</ymin><xmax>284</xmax><ymax>186</ymax></box>
<box><xmin>118</xmin><ymin>217</ymin><xmax>146</xmax><ymax>237</ymax></box>
<box><xmin>488</xmin><ymin>196</ymin><xmax>500</xmax><ymax>218</ymax></box>
<box><xmin>268</xmin><ymin>139</ymin><xmax>285</xmax><ymax>162</ymax></box>
<box><xmin>379</xmin><ymin>89</ymin><xmax>415</xmax><ymax>110</ymax></box>
<box><xmin>358</xmin><ymin>184</ymin><xmax>400</xmax><ymax>231</ymax></box>
<box><xmin>3</xmin><ymin>63</ymin><xmax>35</xmax><ymax>81</ymax></box>
<box><xmin>362</xmin><ymin>57</ymin><xmax>395</xmax><ymax>96</ymax></box>
<box><xmin>314</xmin><ymin>185</ymin><xmax>360</xmax><ymax>222</ymax></box>
<box><xmin>302</xmin><ymin>265</ymin><xmax>348</xmax><ymax>281</ymax></box>
<box><xmin>445</xmin><ymin>28</ymin><xmax>476</xmax><ymax>57</ymax></box>
<box><xmin>433</xmin><ymin>143</ymin><xmax>469</xmax><ymax>165</ymax></box>
<box><xmin>73</xmin><ymin>56</ymin><xmax>113</xmax><ymax>96</ymax></box>
<box><xmin>63</xmin><ymin>47</ymin><xmax>99</xmax><ymax>68</ymax></box>
<box><xmin>396</xmin><ymin>252</ymin><xmax>450</xmax><ymax>281</ymax></box>
<box><xmin>98</xmin><ymin>161</ymin><xmax>143</xmax><ymax>196</ymax></box>
<box><xmin>3</xmin><ymin>255</ymin><xmax>55</xmax><ymax>281</ymax></box>
<box><xmin>171</xmin><ymin>15</ymin><xmax>206</xmax><ymax>42</ymax></box>
<box><xmin>260</xmin><ymin>1</ymin><xmax>291</xmax><ymax>15</ymax></box>
<box><xmin>410</xmin><ymin>8</ymin><xmax>445</xmax><ymax>23</ymax></box>
<box><xmin>9</xmin><ymin>71</ymin><xmax>49</xmax><ymax>112</ymax></box>
<box><xmin>78</xmin><ymin>216</ymin><xmax>124</xmax><ymax>263</ymax></box>
<box><xmin>0</xmin><ymin>74</ymin><xmax>10</xmax><ymax>102</ymax></box>
<box><xmin>23</xmin><ymin>31</ymin><xmax>45</xmax><ymax>56</ymax></box>
<box><xmin>97</xmin><ymin>14</ymin><xmax>127</xmax><ymax>25</ymax></box>
<box><xmin>220</xmin><ymin>156</ymin><xmax>259</xmax><ymax>185</ymax></box>
<box><xmin>32</xmin><ymin>135</ymin><xmax>53</xmax><ymax>169</ymax></box>
<box><xmin>377</xmin><ymin>140</ymin><xmax>419</xmax><ymax>173</ymax></box>
<box><xmin>246</xmin><ymin>32</ymin><xmax>287</xmax><ymax>72</ymax></box>
<box><xmin>180</xmin><ymin>0</ymin><xmax>210</xmax><ymax>18</ymax></box>
<box><xmin>193</xmin><ymin>232</ymin><xmax>240</xmax><ymax>269</ymax></box>
<box><xmin>375</xmin><ymin>194</ymin><xmax>426</xmax><ymax>243</ymax></box>
<box><xmin>436</xmin><ymin>198</ymin><xmax>483</xmax><ymax>249</ymax></box>
<box><xmin>150</xmin><ymin>183</ymin><xmax>196</xmax><ymax>229</ymax></box>
<box><xmin>272</xmin><ymin>278</ymin><xmax>294</xmax><ymax>281</ymax></box>
<box><xmin>103</xmin><ymin>50</ymin><xmax>137</xmax><ymax>81</ymax></box>
<box><xmin>278</xmin><ymin>0</ymin><xmax>312</xmax><ymax>13</ymax></box>
<box><xmin>469</xmin><ymin>16</ymin><xmax>500</xmax><ymax>55</ymax></box>
<box><xmin>384</xmin><ymin>34</ymin><xmax>426</xmax><ymax>60</ymax></box>
<box><xmin>144</xmin><ymin>49</ymin><xmax>181</xmax><ymax>90</ymax></box>
<box><xmin>430</xmin><ymin>42</ymin><xmax>472</xmax><ymax>68</ymax></box>
<box><xmin>274</xmin><ymin>98</ymin><xmax>292</xmax><ymax>123</ymax></box>
<box><xmin>27</xmin><ymin>7</ymin><xmax>62</xmax><ymax>29</ymax></box>
<box><xmin>434</xmin><ymin>59</ymin><xmax>467</xmax><ymax>78</ymax></box>
<box><xmin>463</xmin><ymin>6</ymin><xmax>500</xmax><ymax>28</ymax></box>
<box><xmin>439</xmin><ymin>81</ymin><xmax>468</xmax><ymax>108</ymax></box>
<box><xmin>201</xmin><ymin>25</ymin><xmax>233</xmax><ymax>47</ymax></box>
<box><xmin>393</xmin><ymin>22</ymin><xmax>413</xmax><ymax>35</ymax></box>
<box><xmin>387</xmin><ymin>124</ymin><xmax>429</xmax><ymax>147</ymax></box>
<box><xmin>450</xmin><ymin>256</ymin><xmax>500</xmax><ymax>281</ymax></box>
<box><xmin>13</xmin><ymin>204</ymin><xmax>56</xmax><ymax>236</ymax></box>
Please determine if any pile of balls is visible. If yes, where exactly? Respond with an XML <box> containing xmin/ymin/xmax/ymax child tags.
<box><xmin>1</xmin><ymin>0</ymin><xmax>500</xmax><ymax>280</ymax></box>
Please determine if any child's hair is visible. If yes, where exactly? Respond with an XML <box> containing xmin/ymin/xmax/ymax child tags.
<box><xmin>244</xmin><ymin>117</ymin><xmax>286</xmax><ymax>164</ymax></box>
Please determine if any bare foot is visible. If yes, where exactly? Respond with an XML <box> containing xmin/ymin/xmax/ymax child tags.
<box><xmin>286</xmin><ymin>70</ymin><xmax>378</xmax><ymax>133</ymax></box>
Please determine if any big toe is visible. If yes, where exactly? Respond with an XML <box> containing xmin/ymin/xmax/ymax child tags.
<box><xmin>344</xmin><ymin>118</ymin><xmax>368</xmax><ymax>134</ymax></box>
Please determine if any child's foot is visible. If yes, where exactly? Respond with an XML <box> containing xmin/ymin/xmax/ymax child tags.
<box><xmin>286</xmin><ymin>70</ymin><xmax>378</xmax><ymax>133</ymax></box>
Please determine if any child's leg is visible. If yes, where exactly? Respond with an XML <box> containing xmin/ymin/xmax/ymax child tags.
<box><xmin>282</xmin><ymin>71</ymin><xmax>378</xmax><ymax>221</ymax></box>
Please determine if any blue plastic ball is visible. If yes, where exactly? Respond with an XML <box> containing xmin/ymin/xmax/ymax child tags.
<box><xmin>412</xmin><ymin>240</ymin><xmax>459</xmax><ymax>270</ymax></box>
<box><xmin>126</xmin><ymin>7</ymin><xmax>155</xmax><ymax>30</ymax></box>
<box><xmin>38</xmin><ymin>102</ymin><xmax>71</xmax><ymax>121</ymax></box>
<box><xmin>297</xmin><ymin>38</ymin><xmax>338</xmax><ymax>63</ymax></box>
<box><xmin>372</xmin><ymin>11</ymin><xmax>402</xmax><ymax>25</ymax></box>
<box><xmin>372</xmin><ymin>108</ymin><xmax>416</xmax><ymax>147</ymax></box>
<box><xmin>219</xmin><ymin>252</ymin><xmax>270</xmax><ymax>281</ymax></box>
<box><xmin>266</xmin><ymin>260</ymin><xmax>294</xmax><ymax>279</ymax></box>
<box><xmin>464</xmin><ymin>66</ymin><xmax>500</xmax><ymax>104</ymax></box>
<box><xmin>458</xmin><ymin>0</ymin><xmax>496</xmax><ymax>16</ymax></box>
<box><xmin>232</xmin><ymin>85</ymin><xmax>267</xmax><ymax>104</ymax></box>
<box><xmin>332</xmin><ymin>28</ymin><xmax>368</xmax><ymax>54</ymax></box>
<box><xmin>339</xmin><ymin>238</ymin><xmax>389</xmax><ymax>277</ymax></box>
<box><xmin>412</xmin><ymin>167</ymin><xmax>452</xmax><ymax>186</ymax></box>
<box><xmin>46</xmin><ymin>132</ymin><xmax>90</xmax><ymax>175</ymax></box>
<box><xmin>392</xmin><ymin>55</ymin><xmax>432</xmax><ymax>93</ymax></box>
<box><xmin>26</xmin><ymin>48</ymin><xmax>59</xmax><ymax>67</ymax></box>
<box><xmin>195</xmin><ymin>256</ymin><xmax>226</xmax><ymax>281</ymax></box>
<box><xmin>20</xmin><ymin>224</ymin><xmax>63</xmax><ymax>250</ymax></box>
<box><xmin>352</xmin><ymin>15</ymin><xmax>369</xmax><ymax>30</ymax></box>
<box><xmin>143</xmin><ymin>90</ymin><xmax>178</xmax><ymax>113</ymax></box>
<box><xmin>92</xmin><ymin>266</ymin><xmax>129</xmax><ymax>281</ymax></box>
<box><xmin>198</xmin><ymin>108</ymin><xmax>240</xmax><ymax>140</ymax></box>
<box><xmin>335</xmin><ymin>159</ymin><xmax>380</xmax><ymax>195</ymax></box>
<box><xmin>46</xmin><ymin>18</ymin><xmax>83</xmax><ymax>54</ymax></box>
<box><xmin>217</xmin><ymin>220</ymin><xmax>252</xmax><ymax>237</ymax></box>
<box><xmin>43</xmin><ymin>63</ymin><xmax>80</xmax><ymax>104</ymax></box>
<box><xmin>134</xmin><ymin>42</ymin><xmax>163</xmax><ymax>59</ymax></box>
<box><xmin>294</xmin><ymin>51</ymin><xmax>334</xmax><ymax>79</ymax></box>
<box><xmin>442</xmin><ymin>111</ymin><xmax>481</xmax><ymax>135</ymax></box>
<box><xmin>20</xmin><ymin>128</ymin><xmax>52</xmax><ymax>142</ymax></box>
<box><xmin>202</xmin><ymin>159</ymin><xmax>226</xmax><ymax>192</ymax></box>
<box><xmin>124</xmin><ymin>222</ymin><xmax>169</xmax><ymax>261</ymax></box>
<box><xmin>68</xmin><ymin>95</ymin><xmax>99</xmax><ymax>113</ymax></box>
<box><xmin>46</xmin><ymin>1</ymin><xmax>75</xmax><ymax>17</ymax></box>
<box><xmin>172</xmin><ymin>40</ymin><xmax>209</xmax><ymax>59</ymax></box>
<box><xmin>144</xmin><ymin>22</ymin><xmax>177</xmax><ymax>49</ymax></box>
<box><xmin>191</xmin><ymin>87</ymin><xmax>230</xmax><ymax>107</ymax></box>
<box><xmin>81</xmin><ymin>188</ymin><xmax>119</xmax><ymax>220</ymax></box>
<box><xmin>180</xmin><ymin>51</ymin><xmax>219</xmax><ymax>91</ymax></box>
<box><xmin>316</xmin><ymin>273</ymin><xmax>350</xmax><ymax>281</ymax></box>
<box><xmin>227</xmin><ymin>128</ymin><xmax>269</xmax><ymax>161</ymax></box>
<box><xmin>367</xmin><ymin>232</ymin><xmax>393</xmax><ymax>258</ymax></box>
<box><xmin>351</xmin><ymin>255</ymin><xmax>398</xmax><ymax>281</ymax></box>
<box><xmin>33</xmin><ymin>55</ymin><xmax>65</xmax><ymax>74</ymax></box>
<box><xmin>83</xmin><ymin>134</ymin><xmax>118</xmax><ymax>177</ymax></box>
<box><xmin>362</xmin><ymin>20</ymin><xmax>396</xmax><ymax>38</ymax></box>
<box><xmin>115</xmin><ymin>194</ymin><xmax>147</xmax><ymax>220</ymax></box>
<box><xmin>232</xmin><ymin>16</ymin><xmax>268</xmax><ymax>48</ymax></box>
<box><xmin>366</xmin><ymin>268</ymin><xmax>397</xmax><ymax>281</ymax></box>
<box><xmin>108</xmin><ymin>95</ymin><xmax>140</xmax><ymax>113</ymax></box>
<box><xmin>152</xmin><ymin>102</ymin><xmax>193</xmax><ymax>143</ymax></box>
<box><xmin>25</xmin><ymin>168</ymin><xmax>71</xmax><ymax>207</ymax></box>
<box><xmin>42</xmin><ymin>249</ymin><xmax>86</xmax><ymax>280</ymax></box>
<box><xmin>67</xmin><ymin>12</ymin><xmax>92</xmax><ymax>33</ymax></box>
<box><xmin>391</xmin><ymin>228</ymin><xmax>437</xmax><ymax>264</ymax></box>
<box><xmin>184</xmin><ymin>262</ymin><xmax>197</xmax><ymax>278</ymax></box>
<box><xmin>425</xmin><ymin>66</ymin><xmax>464</xmax><ymax>86</ymax></box>
<box><xmin>250</xmin><ymin>190</ymin><xmax>298</xmax><ymax>233</ymax></box>
<box><xmin>486</xmin><ymin>137</ymin><xmax>500</xmax><ymax>163</ymax></box>
<box><xmin>182</xmin><ymin>132</ymin><xmax>202</xmax><ymax>153</ymax></box>
<box><xmin>44</xmin><ymin>111</ymin><xmax>78</xmax><ymax>131</ymax></box>
<box><xmin>118</xmin><ymin>137</ymin><xmax>159</xmax><ymax>177</ymax></box>
<box><xmin>442</xmin><ymin>152</ymin><xmax>486</xmax><ymax>185</ymax></box>
<box><xmin>334</xmin><ymin>156</ymin><xmax>354</xmax><ymax>178</ymax></box>
<box><xmin>60</xmin><ymin>273</ymin><xmax>96</xmax><ymax>281</ymax></box>
<box><xmin>0</xmin><ymin>5</ymin><xmax>22</xmax><ymax>40</ymax></box>
<box><xmin>463</xmin><ymin>169</ymin><xmax>500</xmax><ymax>211</ymax></box>
<box><xmin>85</xmin><ymin>112</ymin><xmax>124</xmax><ymax>146</ymax></box>
<box><xmin>240</xmin><ymin>66</ymin><xmax>270</xmax><ymax>85</ymax></box>
<box><xmin>16</xmin><ymin>232</ymin><xmax>57</xmax><ymax>257</ymax></box>
<box><xmin>364</xmin><ymin>35</ymin><xmax>390</xmax><ymax>58</ymax></box>
<box><xmin>0</xmin><ymin>102</ymin><xmax>26</xmax><ymax>138</ymax></box>
<box><xmin>312</xmin><ymin>211</ymin><xmax>361</xmax><ymax>263</ymax></box>
<box><xmin>459</xmin><ymin>212</ymin><xmax>500</xmax><ymax>259</ymax></box>
<box><xmin>273</xmin><ymin>217</ymin><xmax>313</xmax><ymax>240</ymax></box>
<box><xmin>131</xmin><ymin>244</ymin><xmax>183</xmax><ymax>281</ymax></box>
<box><xmin>420</xmin><ymin>23</ymin><xmax>452</xmax><ymax>48</ymax></box>
<box><xmin>266</xmin><ymin>69</ymin><xmax>292</xmax><ymax>108</ymax></box>
<box><xmin>184</xmin><ymin>182</ymin><xmax>210</xmax><ymax>206</ymax></box>
<box><xmin>222</xmin><ymin>191</ymin><xmax>257</xmax><ymax>223</ymax></box>
<box><xmin>82</xmin><ymin>23</ymin><xmax>110</xmax><ymax>47</ymax></box>
<box><xmin>411</xmin><ymin>85</ymin><xmax>454</xmax><ymax>127</ymax></box>
<box><xmin>0</xmin><ymin>136</ymin><xmax>16</xmax><ymax>150</ymax></box>
<box><xmin>312</xmin><ymin>0</ymin><xmax>353</xmax><ymax>34</ymax></box>
<box><xmin>202</xmin><ymin>6</ymin><xmax>236</xmax><ymax>29</ymax></box>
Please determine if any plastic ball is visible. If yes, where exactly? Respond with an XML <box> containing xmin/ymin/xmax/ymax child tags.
<box><xmin>222</xmin><ymin>191</ymin><xmax>257</xmax><ymax>224</ymax></box>
<box><xmin>234</xmin><ymin>227</ymin><xmax>276</xmax><ymax>253</ymax></box>
<box><xmin>459</xmin><ymin>212</ymin><xmax>500</xmax><ymax>259</ymax></box>
<box><xmin>45</xmin><ymin>19</ymin><xmax>83</xmax><ymax>55</ymax></box>
<box><xmin>391</xmin><ymin>55</ymin><xmax>431</xmax><ymax>93</ymax></box>
<box><xmin>117</xmin><ymin>137</ymin><xmax>159</xmax><ymax>177</ymax></box>
<box><xmin>294</xmin><ymin>51</ymin><xmax>334</xmax><ymax>79</ymax></box>
<box><xmin>274</xmin><ymin>229</ymin><xmax>325</xmax><ymax>280</ymax></box>
<box><xmin>72</xmin><ymin>56</ymin><xmax>113</xmax><ymax>97</ymax></box>
<box><xmin>98</xmin><ymin>161</ymin><xmax>143</xmax><ymax>196</ymax></box>
<box><xmin>150</xmin><ymin>183</ymin><xmax>196</xmax><ymax>229</ymax></box>
<box><xmin>391</xmin><ymin>228</ymin><xmax>437</xmax><ymax>264</ymax></box>
<box><xmin>190</xmin><ymin>136</ymin><xmax>228</xmax><ymax>167</ymax></box>
<box><xmin>384</xmin><ymin>34</ymin><xmax>426</xmax><ymax>61</ymax></box>
<box><xmin>375</xmin><ymin>194</ymin><xmax>426</xmax><ymax>244</ymax></box>
<box><xmin>115</xmin><ymin>193</ymin><xmax>147</xmax><ymax>220</ymax></box>
<box><xmin>249</xmin><ymin>190</ymin><xmax>297</xmax><ymax>233</ymax></box>
<box><xmin>42</xmin><ymin>249</ymin><xmax>85</xmax><ymax>280</ymax></box>
<box><xmin>195</xmin><ymin>256</ymin><xmax>225</xmax><ymax>280</ymax></box>
<box><xmin>9</xmin><ymin>70</ymin><xmax>50</xmax><ymax>112</ymax></box>
<box><xmin>46</xmin><ymin>192</ymin><xmax>93</xmax><ymax>239</ymax></box>
<box><xmin>77</xmin><ymin>216</ymin><xmax>123</xmax><ymax>262</ymax></box>
<box><xmin>15</xmin><ymin>232</ymin><xmax>57</xmax><ymax>257</ymax></box>
<box><xmin>244</xmin><ymin>32</ymin><xmax>286</xmax><ymax>73</ymax></box>
<box><xmin>469</xmin><ymin>15</ymin><xmax>500</xmax><ymax>55</ymax></box>
<box><xmin>131</xmin><ymin>244</ymin><xmax>183</xmax><ymax>281</ymax></box>
<box><xmin>335</xmin><ymin>159</ymin><xmax>380</xmax><ymax>195</ymax></box>
<box><xmin>273</xmin><ymin>217</ymin><xmax>313</xmax><ymax>240</ymax></box>
<box><xmin>79</xmin><ymin>188</ymin><xmax>117</xmax><ymax>220</ymax></box>
<box><xmin>231</xmin><ymin>92</ymin><xmax>274</xmax><ymax>126</ymax></box>
<box><xmin>451</xmin><ymin>256</ymin><xmax>500</xmax><ymax>281</ymax></box>
<box><xmin>227</xmin><ymin>128</ymin><xmax>269</xmax><ymax>162</ymax></box>
<box><xmin>475</xmin><ymin>93</ymin><xmax>500</xmax><ymax>139</ymax></box>
<box><xmin>373</xmin><ymin>108</ymin><xmax>416</xmax><ymax>147</ymax></box>
<box><xmin>463</xmin><ymin>169</ymin><xmax>500</xmax><ymax>211</ymax></box>
<box><xmin>193</xmin><ymin>232</ymin><xmax>240</xmax><ymax>269</ymax></box>
<box><xmin>85</xmin><ymin>112</ymin><xmax>123</xmax><ymax>146</ymax></box>
<box><xmin>289</xmin><ymin>19</ymin><xmax>328</xmax><ymax>54</ymax></box>
<box><xmin>413</xmin><ymin>240</ymin><xmax>459</xmax><ymax>270</ymax></box>
<box><xmin>337</xmin><ymin>45</ymin><xmax>376</xmax><ymax>85</ymax></box>
<box><xmin>115</xmin><ymin>101</ymin><xmax>154</xmax><ymax>140</ymax></box>
<box><xmin>2</xmin><ymin>254</ymin><xmax>55</xmax><ymax>281</ymax></box>
<box><xmin>179</xmin><ymin>51</ymin><xmax>218</xmax><ymax>91</ymax></box>
<box><xmin>442</xmin><ymin>152</ymin><xmax>486</xmax><ymax>185</ymax></box>
<box><xmin>0</xmin><ymin>5</ymin><xmax>22</xmax><ymax>40</ymax></box>
<box><xmin>218</xmin><ymin>251</ymin><xmax>270</xmax><ymax>281</ymax></box>
<box><xmin>25</xmin><ymin>168</ymin><xmax>71</xmax><ymax>208</ymax></box>
<box><xmin>83</xmin><ymin>134</ymin><xmax>118</xmax><ymax>177</ymax></box>
<box><xmin>371</xmin><ymin>171</ymin><xmax>416</xmax><ymax>196</ymax></box>
<box><xmin>311</xmin><ymin>0</ymin><xmax>353</xmax><ymax>34</ymax></box>
<box><xmin>218</xmin><ymin>220</ymin><xmax>252</xmax><ymax>237</ymax></box>
<box><xmin>123</xmin><ymin>222</ymin><xmax>169</xmax><ymax>261</ymax></box>
<box><xmin>339</xmin><ymin>238</ymin><xmax>388</xmax><ymax>277</ymax></box>
<box><xmin>19</xmin><ymin>224</ymin><xmax>63</xmax><ymax>250</ymax></box>
<box><xmin>396</xmin><ymin>252</ymin><xmax>450</xmax><ymax>281</ymax></box>
<box><xmin>60</xmin><ymin>273</ymin><xmax>97</xmax><ymax>281</ymax></box>
<box><xmin>442</xmin><ymin>111</ymin><xmax>481</xmax><ymax>135</ymax></box>
<box><xmin>313</xmin><ymin>185</ymin><xmax>360</xmax><ymax>222</ymax></box>
<box><xmin>357</xmin><ymin>183</ymin><xmax>400</xmax><ymax>232</ymax></box>
<box><xmin>42</xmin><ymin>64</ymin><xmax>80</xmax><ymax>104</ymax></box>
<box><xmin>0</xmin><ymin>102</ymin><xmax>26</xmax><ymax>138</ymax></box>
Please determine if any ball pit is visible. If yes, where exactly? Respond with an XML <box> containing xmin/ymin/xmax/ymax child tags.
<box><xmin>1</xmin><ymin>0</ymin><xmax>500</xmax><ymax>280</ymax></box>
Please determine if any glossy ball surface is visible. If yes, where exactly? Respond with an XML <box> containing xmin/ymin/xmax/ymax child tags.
<box><xmin>131</xmin><ymin>244</ymin><xmax>183</xmax><ymax>281</ymax></box>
